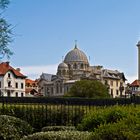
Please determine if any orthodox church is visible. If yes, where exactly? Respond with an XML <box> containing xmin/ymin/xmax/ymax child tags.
<box><xmin>38</xmin><ymin>43</ymin><xmax>126</xmax><ymax>98</ymax></box>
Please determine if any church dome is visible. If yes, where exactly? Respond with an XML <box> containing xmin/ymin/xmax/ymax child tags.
<box><xmin>58</xmin><ymin>62</ymin><xmax>68</xmax><ymax>69</ymax></box>
<box><xmin>64</xmin><ymin>45</ymin><xmax>89</xmax><ymax>64</ymax></box>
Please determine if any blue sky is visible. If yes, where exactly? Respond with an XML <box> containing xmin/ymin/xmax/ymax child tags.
<box><xmin>2</xmin><ymin>0</ymin><xmax>140</xmax><ymax>82</ymax></box>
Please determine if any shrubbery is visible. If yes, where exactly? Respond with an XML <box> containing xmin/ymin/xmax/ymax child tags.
<box><xmin>77</xmin><ymin>105</ymin><xmax>140</xmax><ymax>139</ymax></box>
<box><xmin>21</xmin><ymin>131</ymin><xmax>91</xmax><ymax>140</ymax></box>
<box><xmin>1</xmin><ymin>104</ymin><xmax>140</xmax><ymax>140</ymax></box>
<box><xmin>91</xmin><ymin>116</ymin><xmax>140</xmax><ymax>140</ymax></box>
<box><xmin>0</xmin><ymin>105</ymin><xmax>85</xmax><ymax>131</ymax></box>
<box><xmin>77</xmin><ymin>105</ymin><xmax>128</xmax><ymax>131</ymax></box>
<box><xmin>0</xmin><ymin>115</ymin><xmax>33</xmax><ymax>140</ymax></box>
<box><xmin>42</xmin><ymin>126</ymin><xmax>76</xmax><ymax>132</ymax></box>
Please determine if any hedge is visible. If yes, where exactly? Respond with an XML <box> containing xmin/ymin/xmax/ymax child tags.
<box><xmin>91</xmin><ymin>115</ymin><xmax>140</xmax><ymax>140</ymax></box>
<box><xmin>0</xmin><ymin>115</ymin><xmax>33</xmax><ymax>140</ymax></box>
<box><xmin>0</xmin><ymin>105</ymin><xmax>85</xmax><ymax>132</ymax></box>
<box><xmin>77</xmin><ymin>105</ymin><xmax>140</xmax><ymax>131</ymax></box>
<box><xmin>21</xmin><ymin>131</ymin><xmax>91</xmax><ymax>140</ymax></box>
<box><xmin>42</xmin><ymin>126</ymin><xmax>76</xmax><ymax>131</ymax></box>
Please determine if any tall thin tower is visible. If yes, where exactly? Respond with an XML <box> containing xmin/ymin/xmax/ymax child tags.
<box><xmin>137</xmin><ymin>41</ymin><xmax>140</xmax><ymax>80</ymax></box>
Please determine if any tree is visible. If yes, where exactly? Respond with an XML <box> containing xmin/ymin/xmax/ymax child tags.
<box><xmin>0</xmin><ymin>0</ymin><xmax>13</xmax><ymax>59</ymax></box>
<box><xmin>66</xmin><ymin>80</ymin><xmax>110</xmax><ymax>98</ymax></box>
<box><xmin>0</xmin><ymin>0</ymin><xmax>9</xmax><ymax>9</ymax></box>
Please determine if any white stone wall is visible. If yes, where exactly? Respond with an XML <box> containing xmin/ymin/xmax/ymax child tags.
<box><xmin>0</xmin><ymin>71</ymin><xmax>25</xmax><ymax>97</ymax></box>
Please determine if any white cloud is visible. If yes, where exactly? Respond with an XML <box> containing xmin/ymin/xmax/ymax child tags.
<box><xmin>16</xmin><ymin>64</ymin><xmax>138</xmax><ymax>83</ymax></box>
<box><xmin>18</xmin><ymin>64</ymin><xmax>58</xmax><ymax>80</ymax></box>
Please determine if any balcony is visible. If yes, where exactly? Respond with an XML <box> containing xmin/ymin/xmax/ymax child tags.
<box><xmin>5</xmin><ymin>86</ymin><xmax>15</xmax><ymax>91</ymax></box>
<box><xmin>7</xmin><ymin>77</ymin><xmax>12</xmax><ymax>82</ymax></box>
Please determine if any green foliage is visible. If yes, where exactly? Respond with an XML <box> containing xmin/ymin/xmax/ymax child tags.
<box><xmin>0</xmin><ymin>115</ymin><xmax>33</xmax><ymax>140</ymax></box>
<box><xmin>21</xmin><ymin>131</ymin><xmax>91</xmax><ymax>140</ymax></box>
<box><xmin>0</xmin><ymin>18</ymin><xmax>13</xmax><ymax>58</ymax></box>
<box><xmin>42</xmin><ymin>126</ymin><xmax>76</xmax><ymax>132</ymax></box>
<box><xmin>0</xmin><ymin>0</ymin><xmax>9</xmax><ymax>9</ymax></box>
<box><xmin>0</xmin><ymin>104</ymin><xmax>85</xmax><ymax>132</ymax></box>
<box><xmin>77</xmin><ymin>105</ymin><xmax>140</xmax><ymax>139</ymax></box>
<box><xmin>66</xmin><ymin>80</ymin><xmax>110</xmax><ymax>98</ymax></box>
<box><xmin>91</xmin><ymin>116</ymin><xmax>140</xmax><ymax>140</ymax></box>
<box><xmin>77</xmin><ymin>105</ymin><xmax>129</xmax><ymax>131</ymax></box>
<box><xmin>0</xmin><ymin>0</ymin><xmax>13</xmax><ymax>59</ymax></box>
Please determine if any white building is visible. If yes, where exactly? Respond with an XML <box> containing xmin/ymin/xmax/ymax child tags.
<box><xmin>0</xmin><ymin>62</ymin><xmax>26</xmax><ymax>97</ymax></box>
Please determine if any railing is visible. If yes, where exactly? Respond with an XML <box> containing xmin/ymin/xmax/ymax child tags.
<box><xmin>0</xmin><ymin>96</ymin><xmax>139</xmax><ymax>105</ymax></box>
<box><xmin>0</xmin><ymin>96</ymin><xmax>139</xmax><ymax>131</ymax></box>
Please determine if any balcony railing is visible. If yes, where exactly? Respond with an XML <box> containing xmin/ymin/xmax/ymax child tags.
<box><xmin>5</xmin><ymin>86</ymin><xmax>15</xmax><ymax>91</ymax></box>
<box><xmin>7</xmin><ymin>77</ymin><xmax>12</xmax><ymax>81</ymax></box>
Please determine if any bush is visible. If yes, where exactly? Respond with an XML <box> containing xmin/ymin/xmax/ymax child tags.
<box><xmin>42</xmin><ymin>126</ymin><xmax>76</xmax><ymax>131</ymax></box>
<box><xmin>77</xmin><ymin>105</ymin><xmax>128</xmax><ymax>131</ymax></box>
<box><xmin>0</xmin><ymin>115</ymin><xmax>33</xmax><ymax>140</ymax></box>
<box><xmin>0</xmin><ymin>105</ymin><xmax>85</xmax><ymax>132</ymax></box>
<box><xmin>90</xmin><ymin>116</ymin><xmax>140</xmax><ymax>140</ymax></box>
<box><xmin>21</xmin><ymin>131</ymin><xmax>91</xmax><ymax>140</ymax></box>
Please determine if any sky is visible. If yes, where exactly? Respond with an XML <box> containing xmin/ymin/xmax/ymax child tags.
<box><xmin>2</xmin><ymin>0</ymin><xmax>140</xmax><ymax>82</ymax></box>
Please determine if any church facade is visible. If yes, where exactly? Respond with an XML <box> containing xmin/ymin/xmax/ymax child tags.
<box><xmin>38</xmin><ymin>43</ymin><xmax>126</xmax><ymax>98</ymax></box>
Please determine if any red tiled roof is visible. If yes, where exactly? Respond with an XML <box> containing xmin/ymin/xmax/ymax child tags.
<box><xmin>25</xmin><ymin>88</ymin><xmax>38</xmax><ymax>93</ymax></box>
<box><xmin>26</xmin><ymin>79</ymin><xmax>37</xmax><ymax>86</ymax></box>
<box><xmin>130</xmin><ymin>80</ymin><xmax>140</xmax><ymax>87</ymax></box>
<box><xmin>0</xmin><ymin>62</ymin><xmax>26</xmax><ymax>78</ymax></box>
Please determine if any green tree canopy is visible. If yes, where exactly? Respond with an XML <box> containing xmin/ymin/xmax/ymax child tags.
<box><xmin>0</xmin><ymin>0</ymin><xmax>13</xmax><ymax>59</ymax></box>
<box><xmin>0</xmin><ymin>0</ymin><xmax>9</xmax><ymax>9</ymax></box>
<box><xmin>66</xmin><ymin>80</ymin><xmax>110</xmax><ymax>98</ymax></box>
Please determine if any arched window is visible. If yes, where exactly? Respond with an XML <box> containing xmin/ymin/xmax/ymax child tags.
<box><xmin>21</xmin><ymin>93</ymin><xmax>24</xmax><ymax>97</ymax></box>
<box><xmin>16</xmin><ymin>92</ymin><xmax>18</xmax><ymax>97</ymax></box>
<box><xmin>56</xmin><ymin>83</ymin><xmax>59</xmax><ymax>93</ymax></box>
<box><xmin>58</xmin><ymin>70</ymin><xmax>61</xmax><ymax>76</ymax></box>
<box><xmin>68</xmin><ymin>64</ymin><xmax>71</xmax><ymax>69</ymax></box>
<box><xmin>74</xmin><ymin>63</ymin><xmax>77</xmax><ymax>69</ymax></box>
<box><xmin>7</xmin><ymin>91</ymin><xmax>10</xmax><ymax>97</ymax></box>
<box><xmin>81</xmin><ymin>63</ymin><xmax>84</xmax><ymax>69</ymax></box>
<box><xmin>57</xmin><ymin>70</ymin><xmax>62</xmax><ymax>76</ymax></box>
<box><xmin>51</xmin><ymin>87</ymin><xmax>54</xmax><ymax>94</ymax></box>
<box><xmin>63</xmin><ymin>70</ymin><xmax>66</xmax><ymax>75</ymax></box>
<box><xmin>60</xmin><ymin>84</ymin><xmax>62</xmax><ymax>93</ymax></box>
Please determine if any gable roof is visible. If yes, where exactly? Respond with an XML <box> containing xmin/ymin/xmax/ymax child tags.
<box><xmin>102</xmin><ymin>69</ymin><xmax>126</xmax><ymax>81</ymax></box>
<box><xmin>0</xmin><ymin>62</ymin><xmax>26</xmax><ymax>78</ymax></box>
<box><xmin>130</xmin><ymin>79</ymin><xmax>140</xmax><ymax>87</ymax></box>
<box><xmin>25</xmin><ymin>79</ymin><xmax>38</xmax><ymax>87</ymax></box>
<box><xmin>40</xmin><ymin>73</ymin><xmax>58</xmax><ymax>81</ymax></box>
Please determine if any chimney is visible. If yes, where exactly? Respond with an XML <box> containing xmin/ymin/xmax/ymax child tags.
<box><xmin>6</xmin><ymin>61</ymin><xmax>10</xmax><ymax>66</ymax></box>
<box><xmin>16</xmin><ymin>68</ymin><xmax>21</xmax><ymax>72</ymax></box>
